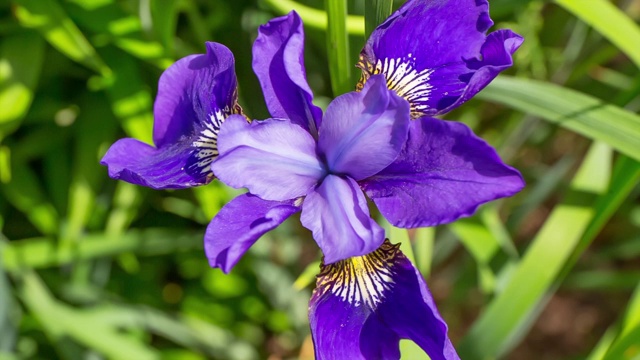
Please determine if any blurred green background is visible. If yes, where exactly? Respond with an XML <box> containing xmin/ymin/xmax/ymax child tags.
<box><xmin>1</xmin><ymin>0</ymin><xmax>640</xmax><ymax>359</ymax></box>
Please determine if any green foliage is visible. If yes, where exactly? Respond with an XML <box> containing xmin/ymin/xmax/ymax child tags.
<box><xmin>1</xmin><ymin>0</ymin><xmax>639</xmax><ymax>359</ymax></box>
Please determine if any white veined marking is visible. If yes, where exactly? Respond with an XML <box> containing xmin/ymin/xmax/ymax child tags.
<box><xmin>375</xmin><ymin>56</ymin><xmax>434</xmax><ymax>114</ymax></box>
<box><xmin>190</xmin><ymin>106</ymin><xmax>230</xmax><ymax>174</ymax></box>
<box><xmin>316</xmin><ymin>241</ymin><xmax>399</xmax><ymax>309</ymax></box>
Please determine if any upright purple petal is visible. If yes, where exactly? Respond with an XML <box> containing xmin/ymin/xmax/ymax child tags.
<box><xmin>358</xmin><ymin>0</ymin><xmax>522</xmax><ymax>117</ymax></box>
<box><xmin>212</xmin><ymin>115</ymin><xmax>325</xmax><ymax>201</ymax></box>
<box><xmin>309</xmin><ymin>240</ymin><xmax>459</xmax><ymax>360</ymax></box>
<box><xmin>318</xmin><ymin>75</ymin><xmax>410</xmax><ymax>181</ymax></box>
<box><xmin>300</xmin><ymin>175</ymin><xmax>384</xmax><ymax>264</ymax></box>
<box><xmin>205</xmin><ymin>194</ymin><xmax>300</xmax><ymax>273</ymax></box>
<box><xmin>154</xmin><ymin>42</ymin><xmax>239</xmax><ymax>147</ymax></box>
<box><xmin>253</xmin><ymin>11</ymin><xmax>323</xmax><ymax>135</ymax></box>
<box><xmin>361</xmin><ymin>117</ymin><xmax>524</xmax><ymax>228</ymax></box>
<box><xmin>102</xmin><ymin>42</ymin><xmax>241</xmax><ymax>189</ymax></box>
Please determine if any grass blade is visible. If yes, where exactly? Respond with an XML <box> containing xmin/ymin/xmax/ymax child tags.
<box><xmin>324</xmin><ymin>0</ymin><xmax>352</xmax><ymax>95</ymax></box>
<box><xmin>478</xmin><ymin>76</ymin><xmax>640</xmax><ymax>162</ymax></box>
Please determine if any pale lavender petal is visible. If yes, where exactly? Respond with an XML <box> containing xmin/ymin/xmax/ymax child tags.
<box><xmin>300</xmin><ymin>175</ymin><xmax>384</xmax><ymax>264</ymax></box>
<box><xmin>318</xmin><ymin>75</ymin><xmax>410</xmax><ymax>181</ymax></box>
<box><xmin>253</xmin><ymin>11</ymin><xmax>323</xmax><ymax>135</ymax></box>
<box><xmin>100</xmin><ymin>138</ymin><xmax>208</xmax><ymax>189</ymax></box>
<box><xmin>309</xmin><ymin>240</ymin><xmax>459</xmax><ymax>360</ymax></box>
<box><xmin>361</xmin><ymin>117</ymin><xmax>524</xmax><ymax>228</ymax></box>
<box><xmin>359</xmin><ymin>0</ymin><xmax>522</xmax><ymax>117</ymax></box>
<box><xmin>205</xmin><ymin>194</ymin><xmax>300</xmax><ymax>273</ymax></box>
<box><xmin>212</xmin><ymin>115</ymin><xmax>325</xmax><ymax>201</ymax></box>
<box><xmin>154</xmin><ymin>42</ymin><xmax>238</xmax><ymax>147</ymax></box>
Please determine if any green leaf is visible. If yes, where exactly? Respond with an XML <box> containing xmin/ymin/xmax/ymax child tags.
<box><xmin>554</xmin><ymin>0</ymin><xmax>640</xmax><ymax>68</ymax></box>
<box><xmin>364</xmin><ymin>0</ymin><xmax>393</xmax><ymax>38</ymax></box>
<box><xmin>458</xmin><ymin>142</ymin><xmax>612</xmax><ymax>358</ymax></box>
<box><xmin>324</xmin><ymin>0</ymin><xmax>352</xmax><ymax>96</ymax></box>
<box><xmin>263</xmin><ymin>0</ymin><xmax>364</xmax><ymax>35</ymax></box>
<box><xmin>0</xmin><ymin>31</ymin><xmax>45</xmax><ymax>138</ymax></box>
<box><xmin>478</xmin><ymin>76</ymin><xmax>640</xmax><ymax>162</ymax></box>
<box><xmin>13</xmin><ymin>0</ymin><xmax>110</xmax><ymax>76</ymax></box>
<box><xmin>17</xmin><ymin>271</ymin><xmax>159</xmax><ymax>360</ymax></box>
<box><xmin>3</xmin><ymin>229</ymin><xmax>202</xmax><ymax>272</ymax></box>
<box><xmin>602</xmin><ymin>285</ymin><xmax>640</xmax><ymax>360</ymax></box>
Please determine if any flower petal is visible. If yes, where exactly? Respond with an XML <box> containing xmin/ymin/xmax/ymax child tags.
<box><xmin>361</xmin><ymin>117</ymin><xmax>524</xmax><ymax>228</ymax></box>
<box><xmin>309</xmin><ymin>240</ymin><xmax>459</xmax><ymax>360</ymax></box>
<box><xmin>358</xmin><ymin>0</ymin><xmax>522</xmax><ymax>117</ymax></box>
<box><xmin>100</xmin><ymin>138</ymin><xmax>209</xmax><ymax>189</ymax></box>
<box><xmin>154</xmin><ymin>42</ymin><xmax>239</xmax><ymax>148</ymax></box>
<box><xmin>253</xmin><ymin>11</ymin><xmax>323</xmax><ymax>135</ymax></box>
<box><xmin>300</xmin><ymin>175</ymin><xmax>384</xmax><ymax>264</ymax></box>
<box><xmin>212</xmin><ymin>115</ymin><xmax>325</xmax><ymax>201</ymax></box>
<box><xmin>204</xmin><ymin>194</ymin><xmax>300</xmax><ymax>273</ymax></box>
<box><xmin>318</xmin><ymin>75</ymin><xmax>410</xmax><ymax>181</ymax></box>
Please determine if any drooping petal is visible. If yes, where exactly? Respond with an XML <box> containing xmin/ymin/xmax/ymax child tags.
<box><xmin>318</xmin><ymin>75</ymin><xmax>410</xmax><ymax>181</ymax></box>
<box><xmin>361</xmin><ymin>117</ymin><xmax>524</xmax><ymax>228</ymax></box>
<box><xmin>358</xmin><ymin>0</ymin><xmax>522</xmax><ymax>117</ymax></box>
<box><xmin>100</xmin><ymin>138</ymin><xmax>207</xmax><ymax>189</ymax></box>
<box><xmin>253</xmin><ymin>11</ymin><xmax>323</xmax><ymax>135</ymax></box>
<box><xmin>204</xmin><ymin>193</ymin><xmax>300</xmax><ymax>273</ymax></box>
<box><xmin>300</xmin><ymin>175</ymin><xmax>384</xmax><ymax>264</ymax></box>
<box><xmin>102</xmin><ymin>42</ymin><xmax>241</xmax><ymax>189</ymax></box>
<box><xmin>309</xmin><ymin>240</ymin><xmax>459</xmax><ymax>360</ymax></box>
<box><xmin>212</xmin><ymin>115</ymin><xmax>325</xmax><ymax>201</ymax></box>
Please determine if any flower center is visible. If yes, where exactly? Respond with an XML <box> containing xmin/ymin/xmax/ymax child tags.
<box><xmin>187</xmin><ymin>103</ymin><xmax>243</xmax><ymax>180</ymax></box>
<box><xmin>314</xmin><ymin>240</ymin><xmax>400</xmax><ymax>309</ymax></box>
<box><xmin>357</xmin><ymin>54</ymin><xmax>433</xmax><ymax>119</ymax></box>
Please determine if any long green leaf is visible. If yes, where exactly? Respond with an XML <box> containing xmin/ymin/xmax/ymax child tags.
<box><xmin>0</xmin><ymin>31</ymin><xmax>45</xmax><ymax>139</ymax></box>
<box><xmin>3</xmin><ymin>229</ymin><xmax>202</xmax><ymax>272</ymax></box>
<box><xmin>263</xmin><ymin>0</ymin><xmax>364</xmax><ymax>35</ymax></box>
<box><xmin>364</xmin><ymin>0</ymin><xmax>393</xmax><ymax>38</ymax></box>
<box><xmin>458</xmin><ymin>142</ymin><xmax>612</xmax><ymax>358</ymax></box>
<box><xmin>13</xmin><ymin>0</ymin><xmax>110</xmax><ymax>76</ymax></box>
<box><xmin>17</xmin><ymin>271</ymin><xmax>159</xmax><ymax>359</ymax></box>
<box><xmin>554</xmin><ymin>0</ymin><xmax>640</xmax><ymax>68</ymax></box>
<box><xmin>324</xmin><ymin>0</ymin><xmax>352</xmax><ymax>95</ymax></box>
<box><xmin>478</xmin><ymin>76</ymin><xmax>640</xmax><ymax>162</ymax></box>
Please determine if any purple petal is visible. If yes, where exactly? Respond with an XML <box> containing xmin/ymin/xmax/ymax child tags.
<box><xmin>253</xmin><ymin>11</ymin><xmax>323</xmax><ymax>135</ymax></box>
<box><xmin>359</xmin><ymin>0</ymin><xmax>522</xmax><ymax>117</ymax></box>
<box><xmin>361</xmin><ymin>117</ymin><xmax>524</xmax><ymax>228</ymax></box>
<box><xmin>309</xmin><ymin>240</ymin><xmax>459</xmax><ymax>360</ymax></box>
<box><xmin>318</xmin><ymin>75</ymin><xmax>410</xmax><ymax>181</ymax></box>
<box><xmin>100</xmin><ymin>138</ymin><xmax>209</xmax><ymax>189</ymax></box>
<box><xmin>205</xmin><ymin>194</ymin><xmax>300</xmax><ymax>273</ymax></box>
<box><xmin>211</xmin><ymin>115</ymin><xmax>325</xmax><ymax>201</ymax></box>
<box><xmin>300</xmin><ymin>175</ymin><xmax>384</xmax><ymax>264</ymax></box>
<box><xmin>154</xmin><ymin>42</ymin><xmax>239</xmax><ymax>148</ymax></box>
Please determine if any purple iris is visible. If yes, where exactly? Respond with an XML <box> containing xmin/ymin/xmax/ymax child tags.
<box><xmin>357</xmin><ymin>0</ymin><xmax>524</xmax><ymax>119</ymax></box>
<box><xmin>206</xmin><ymin>6</ymin><xmax>523</xmax><ymax>271</ymax></box>
<box><xmin>310</xmin><ymin>240</ymin><xmax>459</xmax><ymax>360</ymax></box>
<box><xmin>210</xmin><ymin>75</ymin><xmax>409</xmax><ymax>264</ymax></box>
<box><xmin>100</xmin><ymin>42</ymin><xmax>242</xmax><ymax>189</ymax></box>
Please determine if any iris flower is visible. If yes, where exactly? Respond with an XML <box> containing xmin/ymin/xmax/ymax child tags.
<box><xmin>206</xmin><ymin>5</ymin><xmax>523</xmax><ymax>271</ymax></box>
<box><xmin>101</xmin><ymin>42</ymin><xmax>242</xmax><ymax>189</ymax></box>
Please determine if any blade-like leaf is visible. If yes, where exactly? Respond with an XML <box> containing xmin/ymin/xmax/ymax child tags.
<box><xmin>554</xmin><ymin>0</ymin><xmax>640</xmax><ymax>68</ymax></box>
<box><xmin>13</xmin><ymin>0</ymin><xmax>110</xmax><ymax>75</ymax></box>
<box><xmin>478</xmin><ymin>76</ymin><xmax>640</xmax><ymax>162</ymax></box>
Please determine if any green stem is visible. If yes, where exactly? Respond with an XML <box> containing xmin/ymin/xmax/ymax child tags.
<box><xmin>365</xmin><ymin>0</ymin><xmax>393</xmax><ymax>38</ymax></box>
<box><xmin>324</xmin><ymin>0</ymin><xmax>352</xmax><ymax>96</ymax></box>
